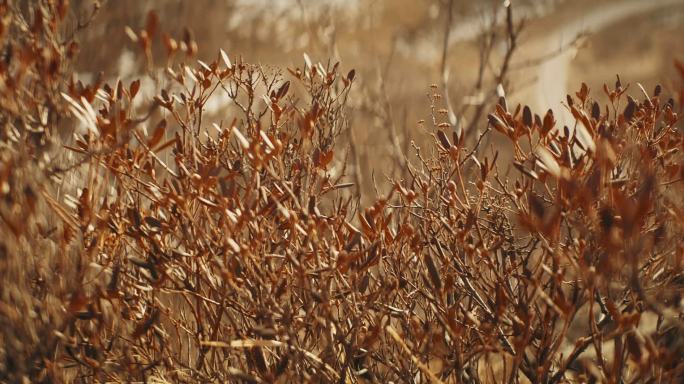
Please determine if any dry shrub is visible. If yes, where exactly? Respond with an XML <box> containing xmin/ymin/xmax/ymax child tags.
<box><xmin>1</xmin><ymin>1</ymin><xmax>684</xmax><ymax>383</ymax></box>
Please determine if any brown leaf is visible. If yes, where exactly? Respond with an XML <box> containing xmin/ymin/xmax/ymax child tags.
<box><xmin>541</xmin><ymin>109</ymin><xmax>555</xmax><ymax>136</ymax></box>
<box><xmin>522</xmin><ymin>105</ymin><xmax>532</xmax><ymax>128</ymax></box>
<box><xmin>623</xmin><ymin>96</ymin><xmax>636</xmax><ymax>121</ymax></box>
<box><xmin>424</xmin><ymin>252</ymin><xmax>442</xmax><ymax>290</ymax></box>
<box><xmin>488</xmin><ymin>113</ymin><xmax>511</xmax><ymax>135</ymax></box>
<box><xmin>347</xmin><ymin>69</ymin><xmax>356</xmax><ymax>82</ymax></box>
<box><xmin>148</xmin><ymin>119</ymin><xmax>166</xmax><ymax>149</ymax></box>
<box><xmin>591</xmin><ymin>101</ymin><xmax>600</xmax><ymax>120</ymax></box>
<box><xmin>498</xmin><ymin>96</ymin><xmax>508</xmax><ymax>112</ymax></box>
<box><xmin>145</xmin><ymin>10</ymin><xmax>159</xmax><ymax>38</ymax></box>
<box><xmin>514</xmin><ymin>161</ymin><xmax>539</xmax><ymax>180</ymax></box>
<box><xmin>276</xmin><ymin>80</ymin><xmax>290</xmax><ymax>99</ymax></box>
<box><xmin>436</xmin><ymin>129</ymin><xmax>451</xmax><ymax>150</ymax></box>
<box><xmin>129</xmin><ymin>79</ymin><xmax>141</xmax><ymax>99</ymax></box>
<box><xmin>576</xmin><ymin>82</ymin><xmax>589</xmax><ymax>102</ymax></box>
<box><xmin>144</xmin><ymin>216</ymin><xmax>162</xmax><ymax>229</ymax></box>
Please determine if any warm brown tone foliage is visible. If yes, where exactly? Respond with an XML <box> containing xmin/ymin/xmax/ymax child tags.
<box><xmin>1</xmin><ymin>1</ymin><xmax>684</xmax><ymax>383</ymax></box>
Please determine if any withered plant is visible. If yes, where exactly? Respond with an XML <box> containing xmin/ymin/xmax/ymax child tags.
<box><xmin>1</xmin><ymin>1</ymin><xmax>684</xmax><ymax>383</ymax></box>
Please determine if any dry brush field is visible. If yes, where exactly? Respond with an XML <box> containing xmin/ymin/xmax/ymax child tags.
<box><xmin>1</xmin><ymin>0</ymin><xmax>684</xmax><ymax>383</ymax></box>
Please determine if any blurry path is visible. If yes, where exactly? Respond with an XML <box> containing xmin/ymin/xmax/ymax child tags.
<box><xmin>533</xmin><ymin>0</ymin><xmax>684</xmax><ymax>125</ymax></box>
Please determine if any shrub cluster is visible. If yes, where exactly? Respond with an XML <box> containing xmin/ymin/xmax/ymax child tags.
<box><xmin>1</xmin><ymin>1</ymin><xmax>683</xmax><ymax>383</ymax></box>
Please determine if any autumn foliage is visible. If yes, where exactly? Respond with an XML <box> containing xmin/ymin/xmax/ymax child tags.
<box><xmin>1</xmin><ymin>1</ymin><xmax>684</xmax><ymax>383</ymax></box>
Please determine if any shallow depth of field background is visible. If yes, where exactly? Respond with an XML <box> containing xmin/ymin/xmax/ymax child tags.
<box><xmin>70</xmin><ymin>0</ymin><xmax>684</xmax><ymax>200</ymax></box>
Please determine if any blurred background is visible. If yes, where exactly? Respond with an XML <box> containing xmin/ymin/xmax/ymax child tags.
<box><xmin>70</xmin><ymin>0</ymin><xmax>684</xmax><ymax>199</ymax></box>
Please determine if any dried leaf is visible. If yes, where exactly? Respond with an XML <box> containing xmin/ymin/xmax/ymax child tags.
<box><xmin>129</xmin><ymin>79</ymin><xmax>141</xmax><ymax>99</ymax></box>
<box><xmin>276</xmin><ymin>80</ymin><xmax>290</xmax><ymax>99</ymax></box>
<box><xmin>624</xmin><ymin>96</ymin><xmax>636</xmax><ymax>121</ymax></box>
<box><xmin>347</xmin><ymin>69</ymin><xmax>356</xmax><ymax>82</ymax></box>
<box><xmin>436</xmin><ymin>130</ymin><xmax>451</xmax><ymax>150</ymax></box>
<box><xmin>220</xmin><ymin>49</ymin><xmax>232</xmax><ymax>69</ymax></box>
<box><xmin>148</xmin><ymin>119</ymin><xmax>166</xmax><ymax>148</ymax></box>
<box><xmin>303</xmin><ymin>53</ymin><xmax>312</xmax><ymax>70</ymax></box>
<box><xmin>522</xmin><ymin>105</ymin><xmax>532</xmax><ymax>127</ymax></box>
<box><xmin>536</xmin><ymin>147</ymin><xmax>561</xmax><ymax>178</ymax></box>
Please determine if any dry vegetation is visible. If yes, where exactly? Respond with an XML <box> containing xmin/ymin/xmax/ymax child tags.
<box><xmin>1</xmin><ymin>1</ymin><xmax>684</xmax><ymax>383</ymax></box>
